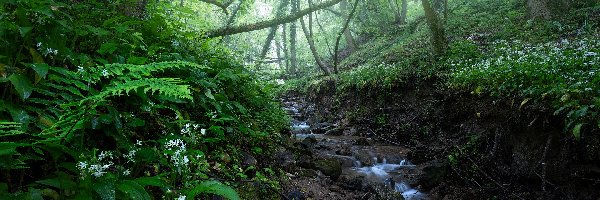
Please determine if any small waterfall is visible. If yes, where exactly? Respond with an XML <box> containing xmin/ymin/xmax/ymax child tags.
<box><xmin>353</xmin><ymin>160</ymin><xmax>362</xmax><ymax>167</ymax></box>
<box><xmin>355</xmin><ymin>158</ymin><xmax>424</xmax><ymax>199</ymax></box>
<box><xmin>292</xmin><ymin>122</ymin><xmax>310</xmax><ymax>130</ymax></box>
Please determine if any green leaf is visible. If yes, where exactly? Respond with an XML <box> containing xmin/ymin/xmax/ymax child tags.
<box><xmin>134</xmin><ymin>176</ymin><xmax>167</xmax><ymax>187</ymax></box>
<box><xmin>573</xmin><ymin>123</ymin><xmax>583</xmax><ymax>139</ymax></box>
<box><xmin>94</xmin><ymin>181</ymin><xmax>116</xmax><ymax>200</ymax></box>
<box><xmin>117</xmin><ymin>180</ymin><xmax>150</xmax><ymax>200</ymax></box>
<box><xmin>186</xmin><ymin>180</ymin><xmax>240</xmax><ymax>200</ymax></box>
<box><xmin>205</xmin><ymin>89</ymin><xmax>215</xmax><ymax>100</ymax></box>
<box><xmin>126</xmin><ymin>56</ymin><xmax>148</xmax><ymax>65</ymax></box>
<box><xmin>8</xmin><ymin>73</ymin><xmax>33</xmax><ymax>99</ymax></box>
<box><xmin>98</xmin><ymin>43</ymin><xmax>118</xmax><ymax>55</ymax></box>
<box><xmin>35</xmin><ymin>173</ymin><xmax>77</xmax><ymax>190</ymax></box>
<box><xmin>25</xmin><ymin>63</ymin><xmax>50</xmax><ymax>79</ymax></box>
<box><xmin>26</xmin><ymin>47</ymin><xmax>45</xmax><ymax>63</ymax></box>
<box><xmin>19</xmin><ymin>27</ymin><xmax>32</xmax><ymax>37</ymax></box>
<box><xmin>29</xmin><ymin>189</ymin><xmax>43</xmax><ymax>200</ymax></box>
<box><xmin>0</xmin><ymin>142</ymin><xmax>29</xmax><ymax>156</ymax></box>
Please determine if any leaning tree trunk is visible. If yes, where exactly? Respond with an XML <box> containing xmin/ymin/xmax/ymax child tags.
<box><xmin>300</xmin><ymin>0</ymin><xmax>331</xmax><ymax>75</ymax></box>
<box><xmin>256</xmin><ymin>0</ymin><xmax>290</xmax><ymax>70</ymax></box>
<box><xmin>421</xmin><ymin>0</ymin><xmax>447</xmax><ymax>56</ymax></box>
<box><xmin>340</xmin><ymin>0</ymin><xmax>357</xmax><ymax>52</ymax></box>
<box><xmin>333</xmin><ymin>0</ymin><xmax>360</xmax><ymax>73</ymax></box>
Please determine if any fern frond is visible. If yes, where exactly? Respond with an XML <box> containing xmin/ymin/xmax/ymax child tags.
<box><xmin>0</xmin><ymin>122</ymin><xmax>26</xmax><ymax>137</ymax></box>
<box><xmin>92</xmin><ymin>78</ymin><xmax>193</xmax><ymax>101</ymax></box>
<box><xmin>84</xmin><ymin>61</ymin><xmax>210</xmax><ymax>83</ymax></box>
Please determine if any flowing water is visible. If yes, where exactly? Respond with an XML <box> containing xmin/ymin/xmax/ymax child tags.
<box><xmin>283</xmin><ymin>96</ymin><xmax>426</xmax><ymax>200</ymax></box>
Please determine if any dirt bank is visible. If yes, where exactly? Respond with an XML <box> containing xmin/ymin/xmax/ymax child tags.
<box><xmin>302</xmin><ymin>77</ymin><xmax>600</xmax><ymax>200</ymax></box>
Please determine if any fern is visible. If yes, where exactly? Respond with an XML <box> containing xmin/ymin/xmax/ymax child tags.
<box><xmin>40</xmin><ymin>62</ymin><xmax>203</xmax><ymax>142</ymax></box>
<box><xmin>94</xmin><ymin>78</ymin><xmax>193</xmax><ymax>101</ymax></box>
<box><xmin>0</xmin><ymin>122</ymin><xmax>25</xmax><ymax>137</ymax></box>
<box><xmin>84</xmin><ymin>61</ymin><xmax>210</xmax><ymax>83</ymax></box>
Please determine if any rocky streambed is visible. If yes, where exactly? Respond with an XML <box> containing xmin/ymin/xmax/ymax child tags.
<box><xmin>279</xmin><ymin>96</ymin><xmax>427</xmax><ymax>200</ymax></box>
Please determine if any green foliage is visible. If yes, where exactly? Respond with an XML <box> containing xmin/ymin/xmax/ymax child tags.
<box><xmin>449</xmin><ymin>37</ymin><xmax>600</xmax><ymax>139</ymax></box>
<box><xmin>1</xmin><ymin>0</ymin><xmax>287</xmax><ymax>199</ymax></box>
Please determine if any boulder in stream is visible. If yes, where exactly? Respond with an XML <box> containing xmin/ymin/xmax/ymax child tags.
<box><xmin>313</xmin><ymin>158</ymin><xmax>343</xmax><ymax>180</ymax></box>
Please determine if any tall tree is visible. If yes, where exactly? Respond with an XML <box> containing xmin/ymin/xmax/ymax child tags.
<box><xmin>390</xmin><ymin>0</ymin><xmax>408</xmax><ymax>25</ymax></box>
<box><xmin>300</xmin><ymin>0</ymin><xmax>331</xmax><ymax>75</ymax></box>
<box><xmin>401</xmin><ymin>0</ymin><xmax>408</xmax><ymax>24</ymax></box>
<box><xmin>421</xmin><ymin>0</ymin><xmax>447</xmax><ymax>56</ymax></box>
<box><xmin>289</xmin><ymin>0</ymin><xmax>299</xmax><ymax>76</ymax></box>
<box><xmin>333</xmin><ymin>0</ymin><xmax>360</xmax><ymax>73</ymax></box>
<box><xmin>256</xmin><ymin>0</ymin><xmax>290</xmax><ymax>69</ymax></box>
<box><xmin>339</xmin><ymin>0</ymin><xmax>358</xmax><ymax>52</ymax></box>
<box><xmin>282</xmin><ymin>23</ymin><xmax>290</xmax><ymax>74</ymax></box>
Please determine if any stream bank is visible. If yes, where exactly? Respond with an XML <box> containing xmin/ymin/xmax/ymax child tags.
<box><xmin>278</xmin><ymin>95</ymin><xmax>426</xmax><ymax>200</ymax></box>
<box><xmin>280</xmin><ymin>77</ymin><xmax>600</xmax><ymax>200</ymax></box>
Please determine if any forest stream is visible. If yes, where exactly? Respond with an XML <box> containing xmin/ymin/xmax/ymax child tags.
<box><xmin>281</xmin><ymin>96</ymin><xmax>427</xmax><ymax>200</ymax></box>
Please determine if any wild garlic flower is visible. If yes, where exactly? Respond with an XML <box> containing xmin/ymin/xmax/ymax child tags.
<box><xmin>164</xmin><ymin>139</ymin><xmax>189</xmax><ymax>173</ymax></box>
<box><xmin>102</xmin><ymin>69</ymin><xmax>109</xmax><ymax>77</ymax></box>
<box><xmin>177</xmin><ymin>195</ymin><xmax>186</xmax><ymax>200</ymax></box>
<box><xmin>77</xmin><ymin>161</ymin><xmax>113</xmax><ymax>178</ymax></box>
<box><xmin>123</xmin><ymin>149</ymin><xmax>137</xmax><ymax>163</ymax></box>
<box><xmin>98</xmin><ymin>151</ymin><xmax>113</xmax><ymax>161</ymax></box>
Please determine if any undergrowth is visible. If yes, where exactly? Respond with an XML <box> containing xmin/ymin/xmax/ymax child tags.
<box><xmin>0</xmin><ymin>0</ymin><xmax>287</xmax><ymax>199</ymax></box>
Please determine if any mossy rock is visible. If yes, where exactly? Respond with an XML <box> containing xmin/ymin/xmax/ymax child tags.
<box><xmin>313</xmin><ymin>158</ymin><xmax>342</xmax><ymax>180</ymax></box>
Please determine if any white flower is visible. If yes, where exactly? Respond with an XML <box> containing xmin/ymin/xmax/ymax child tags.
<box><xmin>123</xmin><ymin>169</ymin><xmax>131</xmax><ymax>176</ymax></box>
<box><xmin>77</xmin><ymin>161</ymin><xmax>88</xmax><ymax>170</ymax></box>
<box><xmin>36</xmin><ymin>42</ymin><xmax>42</xmax><ymax>47</ymax></box>
<box><xmin>98</xmin><ymin>151</ymin><xmax>113</xmax><ymax>161</ymax></box>
<box><xmin>102</xmin><ymin>69</ymin><xmax>109</xmax><ymax>77</ymax></box>
<box><xmin>124</xmin><ymin>149</ymin><xmax>137</xmax><ymax>163</ymax></box>
<box><xmin>177</xmin><ymin>195</ymin><xmax>186</xmax><ymax>200</ymax></box>
<box><xmin>136</xmin><ymin>140</ymin><xmax>142</xmax><ymax>146</ymax></box>
<box><xmin>164</xmin><ymin>139</ymin><xmax>189</xmax><ymax>173</ymax></box>
<box><xmin>77</xmin><ymin>66</ymin><xmax>84</xmax><ymax>73</ymax></box>
<box><xmin>200</xmin><ymin>129</ymin><xmax>206</xmax><ymax>135</ymax></box>
<box><xmin>89</xmin><ymin>163</ymin><xmax>112</xmax><ymax>177</ymax></box>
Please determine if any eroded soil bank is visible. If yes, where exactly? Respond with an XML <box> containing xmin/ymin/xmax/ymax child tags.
<box><xmin>281</xmin><ymin>77</ymin><xmax>600</xmax><ymax>200</ymax></box>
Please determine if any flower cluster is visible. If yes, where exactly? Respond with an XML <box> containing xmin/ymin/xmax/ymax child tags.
<box><xmin>164</xmin><ymin>139</ymin><xmax>189</xmax><ymax>174</ymax></box>
<box><xmin>77</xmin><ymin>151</ymin><xmax>114</xmax><ymax>178</ymax></box>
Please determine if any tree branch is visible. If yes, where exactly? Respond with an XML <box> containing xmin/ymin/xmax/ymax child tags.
<box><xmin>199</xmin><ymin>0</ymin><xmax>234</xmax><ymax>14</ymax></box>
<box><xmin>204</xmin><ymin>0</ymin><xmax>344</xmax><ymax>38</ymax></box>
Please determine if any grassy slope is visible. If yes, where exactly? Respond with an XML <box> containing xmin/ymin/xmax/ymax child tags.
<box><xmin>284</xmin><ymin>0</ymin><xmax>599</xmax><ymax>138</ymax></box>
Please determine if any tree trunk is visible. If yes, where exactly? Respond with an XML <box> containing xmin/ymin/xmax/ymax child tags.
<box><xmin>205</xmin><ymin>0</ymin><xmax>344</xmax><ymax>37</ymax></box>
<box><xmin>339</xmin><ymin>0</ymin><xmax>357</xmax><ymax>52</ymax></box>
<box><xmin>334</xmin><ymin>0</ymin><xmax>360</xmax><ymax>73</ymax></box>
<box><xmin>421</xmin><ymin>0</ymin><xmax>447</xmax><ymax>56</ymax></box>
<box><xmin>289</xmin><ymin>0</ymin><xmax>299</xmax><ymax>76</ymax></box>
<box><xmin>527</xmin><ymin>0</ymin><xmax>552</xmax><ymax>19</ymax></box>
<box><xmin>400</xmin><ymin>0</ymin><xmax>408</xmax><ymax>25</ymax></box>
<box><xmin>282</xmin><ymin>24</ymin><xmax>290</xmax><ymax>74</ymax></box>
<box><xmin>256</xmin><ymin>0</ymin><xmax>290</xmax><ymax>70</ymax></box>
<box><xmin>300</xmin><ymin>0</ymin><xmax>331</xmax><ymax>75</ymax></box>
<box><xmin>274</xmin><ymin>37</ymin><xmax>283</xmax><ymax>70</ymax></box>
